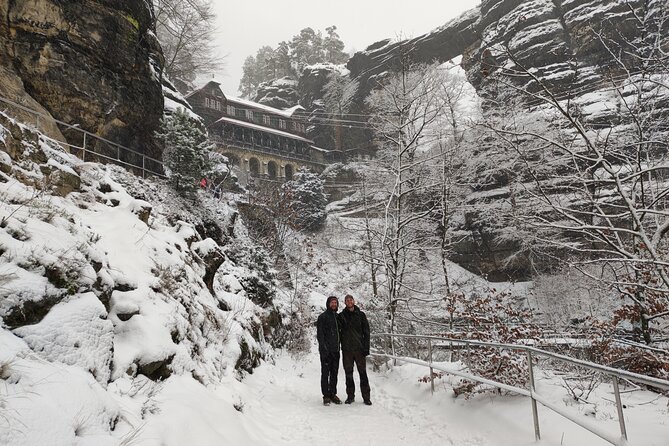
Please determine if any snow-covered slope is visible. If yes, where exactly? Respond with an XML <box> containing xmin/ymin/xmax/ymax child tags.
<box><xmin>0</xmin><ymin>111</ymin><xmax>283</xmax><ymax>444</ymax></box>
<box><xmin>1</xmin><ymin>110</ymin><xmax>668</xmax><ymax>446</ymax></box>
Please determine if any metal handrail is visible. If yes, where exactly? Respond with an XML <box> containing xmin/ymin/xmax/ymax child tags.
<box><xmin>0</xmin><ymin>95</ymin><xmax>165</xmax><ymax>178</ymax></box>
<box><xmin>373</xmin><ymin>332</ymin><xmax>669</xmax><ymax>446</ymax></box>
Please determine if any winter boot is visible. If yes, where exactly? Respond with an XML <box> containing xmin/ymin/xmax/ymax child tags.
<box><xmin>323</xmin><ymin>396</ymin><xmax>331</xmax><ymax>406</ymax></box>
<box><xmin>345</xmin><ymin>396</ymin><xmax>355</xmax><ymax>404</ymax></box>
<box><xmin>363</xmin><ymin>398</ymin><xmax>372</xmax><ymax>406</ymax></box>
<box><xmin>331</xmin><ymin>395</ymin><xmax>342</xmax><ymax>405</ymax></box>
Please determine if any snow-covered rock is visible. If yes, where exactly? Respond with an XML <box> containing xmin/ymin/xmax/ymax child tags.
<box><xmin>0</xmin><ymin>111</ymin><xmax>282</xmax><ymax>444</ymax></box>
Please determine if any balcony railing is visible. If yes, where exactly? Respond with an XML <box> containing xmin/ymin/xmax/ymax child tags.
<box><xmin>210</xmin><ymin>134</ymin><xmax>319</xmax><ymax>164</ymax></box>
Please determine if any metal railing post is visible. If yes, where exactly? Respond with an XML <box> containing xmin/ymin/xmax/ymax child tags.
<box><xmin>612</xmin><ymin>376</ymin><xmax>628</xmax><ymax>442</ymax></box>
<box><xmin>369</xmin><ymin>332</ymin><xmax>669</xmax><ymax>446</ymax></box>
<box><xmin>0</xmin><ymin>94</ymin><xmax>165</xmax><ymax>177</ymax></box>
<box><xmin>428</xmin><ymin>339</ymin><xmax>434</xmax><ymax>395</ymax></box>
<box><xmin>527</xmin><ymin>350</ymin><xmax>541</xmax><ymax>441</ymax></box>
<box><xmin>142</xmin><ymin>155</ymin><xmax>146</xmax><ymax>179</ymax></box>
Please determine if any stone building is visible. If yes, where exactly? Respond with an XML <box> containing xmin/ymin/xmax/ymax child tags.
<box><xmin>186</xmin><ymin>81</ymin><xmax>328</xmax><ymax>185</ymax></box>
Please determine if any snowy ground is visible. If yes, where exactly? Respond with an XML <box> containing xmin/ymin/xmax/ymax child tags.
<box><xmin>112</xmin><ymin>344</ymin><xmax>659</xmax><ymax>446</ymax></box>
<box><xmin>119</xmin><ymin>335</ymin><xmax>668</xmax><ymax>446</ymax></box>
<box><xmin>234</xmin><ymin>346</ymin><xmax>669</xmax><ymax>446</ymax></box>
<box><xmin>3</xmin><ymin>331</ymin><xmax>668</xmax><ymax>446</ymax></box>
<box><xmin>2</xmin><ymin>113</ymin><xmax>668</xmax><ymax>446</ymax></box>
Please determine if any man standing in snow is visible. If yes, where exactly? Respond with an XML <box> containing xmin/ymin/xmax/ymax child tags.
<box><xmin>317</xmin><ymin>296</ymin><xmax>343</xmax><ymax>406</ymax></box>
<box><xmin>338</xmin><ymin>294</ymin><xmax>371</xmax><ymax>405</ymax></box>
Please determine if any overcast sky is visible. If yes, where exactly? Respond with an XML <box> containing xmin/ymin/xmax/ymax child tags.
<box><xmin>212</xmin><ymin>0</ymin><xmax>481</xmax><ymax>97</ymax></box>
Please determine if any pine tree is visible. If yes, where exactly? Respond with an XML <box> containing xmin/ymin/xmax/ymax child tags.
<box><xmin>238</xmin><ymin>26</ymin><xmax>349</xmax><ymax>98</ymax></box>
<box><xmin>154</xmin><ymin>0</ymin><xmax>223</xmax><ymax>90</ymax></box>
<box><xmin>282</xmin><ymin>170</ymin><xmax>328</xmax><ymax>231</ymax></box>
<box><xmin>289</xmin><ymin>27</ymin><xmax>324</xmax><ymax>71</ymax></box>
<box><xmin>323</xmin><ymin>26</ymin><xmax>349</xmax><ymax>64</ymax></box>
<box><xmin>155</xmin><ymin>108</ymin><xmax>213</xmax><ymax>198</ymax></box>
<box><xmin>239</xmin><ymin>46</ymin><xmax>278</xmax><ymax>99</ymax></box>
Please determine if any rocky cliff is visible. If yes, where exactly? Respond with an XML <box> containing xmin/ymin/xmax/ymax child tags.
<box><xmin>254</xmin><ymin>76</ymin><xmax>300</xmax><ymax>109</ymax></box>
<box><xmin>337</xmin><ymin>0</ymin><xmax>669</xmax><ymax>281</ymax></box>
<box><xmin>348</xmin><ymin>0</ymin><xmax>667</xmax><ymax>103</ymax></box>
<box><xmin>0</xmin><ymin>0</ymin><xmax>164</xmax><ymax>158</ymax></box>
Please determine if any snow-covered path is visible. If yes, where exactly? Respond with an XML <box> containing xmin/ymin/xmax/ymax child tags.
<box><xmin>236</xmin><ymin>351</ymin><xmax>567</xmax><ymax>446</ymax></box>
<box><xmin>242</xmin><ymin>352</ymin><xmax>480</xmax><ymax>446</ymax></box>
<box><xmin>231</xmin><ymin>348</ymin><xmax>668</xmax><ymax>446</ymax></box>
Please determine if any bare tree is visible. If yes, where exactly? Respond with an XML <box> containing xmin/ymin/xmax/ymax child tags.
<box><xmin>479</xmin><ymin>1</ymin><xmax>669</xmax><ymax>344</ymax></box>
<box><xmin>322</xmin><ymin>72</ymin><xmax>359</xmax><ymax>152</ymax></box>
<box><xmin>154</xmin><ymin>0</ymin><xmax>224</xmax><ymax>90</ymax></box>
<box><xmin>366</xmin><ymin>58</ymin><xmax>448</xmax><ymax>351</ymax></box>
<box><xmin>432</xmin><ymin>66</ymin><xmax>476</xmax><ymax>295</ymax></box>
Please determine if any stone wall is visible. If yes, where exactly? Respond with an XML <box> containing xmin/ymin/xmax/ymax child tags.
<box><xmin>216</xmin><ymin>145</ymin><xmax>323</xmax><ymax>187</ymax></box>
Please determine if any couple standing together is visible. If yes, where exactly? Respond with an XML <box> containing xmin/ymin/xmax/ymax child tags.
<box><xmin>316</xmin><ymin>294</ymin><xmax>371</xmax><ymax>406</ymax></box>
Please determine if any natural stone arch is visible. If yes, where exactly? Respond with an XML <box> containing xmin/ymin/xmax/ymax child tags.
<box><xmin>284</xmin><ymin>164</ymin><xmax>294</xmax><ymax>180</ymax></box>
<box><xmin>249</xmin><ymin>157</ymin><xmax>260</xmax><ymax>176</ymax></box>
<box><xmin>267</xmin><ymin>161</ymin><xmax>278</xmax><ymax>180</ymax></box>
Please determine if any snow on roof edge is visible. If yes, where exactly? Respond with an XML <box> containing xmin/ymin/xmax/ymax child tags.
<box><xmin>212</xmin><ymin>116</ymin><xmax>314</xmax><ymax>143</ymax></box>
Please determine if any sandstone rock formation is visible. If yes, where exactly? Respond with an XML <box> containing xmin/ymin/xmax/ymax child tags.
<box><xmin>0</xmin><ymin>0</ymin><xmax>164</xmax><ymax>158</ymax></box>
<box><xmin>340</xmin><ymin>0</ymin><xmax>669</xmax><ymax>281</ymax></box>
<box><xmin>254</xmin><ymin>76</ymin><xmax>300</xmax><ymax>109</ymax></box>
<box><xmin>348</xmin><ymin>0</ymin><xmax>667</xmax><ymax>103</ymax></box>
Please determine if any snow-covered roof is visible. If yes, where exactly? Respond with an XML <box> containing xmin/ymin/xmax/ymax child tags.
<box><xmin>283</xmin><ymin>104</ymin><xmax>306</xmax><ymax>116</ymax></box>
<box><xmin>309</xmin><ymin>145</ymin><xmax>329</xmax><ymax>153</ymax></box>
<box><xmin>184</xmin><ymin>81</ymin><xmax>304</xmax><ymax>119</ymax></box>
<box><xmin>226</xmin><ymin>96</ymin><xmax>302</xmax><ymax>118</ymax></box>
<box><xmin>185</xmin><ymin>80</ymin><xmax>224</xmax><ymax>99</ymax></box>
<box><xmin>212</xmin><ymin>116</ymin><xmax>314</xmax><ymax>143</ymax></box>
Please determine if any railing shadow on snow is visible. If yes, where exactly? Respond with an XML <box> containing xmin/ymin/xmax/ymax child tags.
<box><xmin>371</xmin><ymin>333</ymin><xmax>669</xmax><ymax>446</ymax></box>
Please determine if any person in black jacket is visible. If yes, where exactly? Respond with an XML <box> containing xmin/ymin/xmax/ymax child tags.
<box><xmin>338</xmin><ymin>294</ymin><xmax>371</xmax><ymax>405</ymax></box>
<box><xmin>316</xmin><ymin>296</ymin><xmax>342</xmax><ymax>406</ymax></box>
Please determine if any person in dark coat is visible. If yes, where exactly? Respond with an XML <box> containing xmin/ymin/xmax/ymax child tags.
<box><xmin>316</xmin><ymin>296</ymin><xmax>342</xmax><ymax>405</ymax></box>
<box><xmin>338</xmin><ymin>294</ymin><xmax>371</xmax><ymax>405</ymax></box>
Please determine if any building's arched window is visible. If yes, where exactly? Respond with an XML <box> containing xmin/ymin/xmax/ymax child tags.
<box><xmin>267</xmin><ymin>161</ymin><xmax>278</xmax><ymax>180</ymax></box>
<box><xmin>285</xmin><ymin>164</ymin><xmax>294</xmax><ymax>180</ymax></box>
<box><xmin>249</xmin><ymin>158</ymin><xmax>260</xmax><ymax>176</ymax></box>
